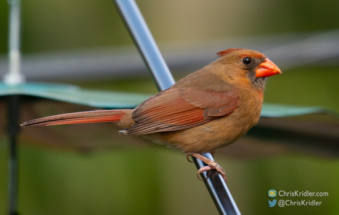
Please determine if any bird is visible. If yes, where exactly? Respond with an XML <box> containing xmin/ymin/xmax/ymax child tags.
<box><xmin>21</xmin><ymin>48</ymin><xmax>281</xmax><ymax>181</ymax></box>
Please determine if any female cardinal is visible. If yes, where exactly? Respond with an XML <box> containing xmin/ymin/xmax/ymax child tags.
<box><xmin>21</xmin><ymin>49</ymin><xmax>281</xmax><ymax>180</ymax></box>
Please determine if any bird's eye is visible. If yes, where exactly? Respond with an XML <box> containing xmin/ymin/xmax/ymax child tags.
<box><xmin>242</xmin><ymin>57</ymin><xmax>251</xmax><ymax>65</ymax></box>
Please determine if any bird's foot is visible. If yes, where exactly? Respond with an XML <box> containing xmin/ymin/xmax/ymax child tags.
<box><xmin>187</xmin><ymin>153</ymin><xmax>227</xmax><ymax>182</ymax></box>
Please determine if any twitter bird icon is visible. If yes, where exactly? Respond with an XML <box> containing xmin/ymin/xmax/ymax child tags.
<box><xmin>268</xmin><ymin>199</ymin><xmax>277</xmax><ymax>207</ymax></box>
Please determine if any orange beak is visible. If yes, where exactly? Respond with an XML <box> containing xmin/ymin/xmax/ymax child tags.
<box><xmin>255</xmin><ymin>58</ymin><xmax>282</xmax><ymax>78</ymax></box>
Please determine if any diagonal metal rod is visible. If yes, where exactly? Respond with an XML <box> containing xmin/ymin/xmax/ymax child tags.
<box><xmin>114</xmin><ymin>1</ymin><xmax>241</xmax><ymax>214</ymax></box>
<box><xmin>113</xmin><ymin>0</ymin><xmax>174</xmax><ymax>91</ymax></box>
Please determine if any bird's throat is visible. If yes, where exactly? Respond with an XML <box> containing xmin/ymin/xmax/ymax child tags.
<box><xmin>252</xmin><ymin>77</ymin><xmax>267</xmax><ymax>90</ymax></box>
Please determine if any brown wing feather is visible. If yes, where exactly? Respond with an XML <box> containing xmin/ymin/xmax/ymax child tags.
<box><xmin>179</xmin><ymin>88</ymin><xmax>238</xmax><ymax>117</ymax></box>
<box><xmin>127</xmin><ymin>88</ymin><xmax>238</xmax><ymax>135</ymax></box>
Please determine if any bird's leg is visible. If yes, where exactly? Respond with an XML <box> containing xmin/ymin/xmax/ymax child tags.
<box><xmin>187</xmin><ymin>153</ymin><xmax>227</xmax><ymax>182</ymax></box>
<box><xmin>187</xmin><ymin>151</ymin><xmax>214</xmax><ymax>162</ymax></box>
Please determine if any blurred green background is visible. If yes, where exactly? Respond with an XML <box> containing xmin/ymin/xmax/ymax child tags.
<box><xmin>0</xmin><ymin>0</ymin><xmax>339</xmax><ymax>214</ymax></box>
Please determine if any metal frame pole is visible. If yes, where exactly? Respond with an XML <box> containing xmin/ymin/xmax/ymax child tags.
<box><xmin>6</xmin><ymin>95</ymin><xmax>20</xmax><ymax>215</ymax></box>
<box><xmin>114</xmin><ymin>1</ymin><xmax>241</xmax><ymax>214</ymax></box>
<box><xmin>4</xmin><ymin>0</ymin><xmax>25</xmax><ymax>214</ymax></box>
<box><xmin>4</xmin><ymin>0</ymin><xmax>25</xmax><ymax>85</ymax></box>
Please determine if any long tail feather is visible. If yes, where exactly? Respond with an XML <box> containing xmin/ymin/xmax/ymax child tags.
<box><xmin>21</xmin><ymin>110</ymin><xmax>126</xmax><ymax>127</ymax></box>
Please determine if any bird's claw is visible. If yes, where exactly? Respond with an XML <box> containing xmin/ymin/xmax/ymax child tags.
<box><xmin>196</xmin><ymin>166</ymin><xmax>212</xmax><ymax>181</ymax></box>
<box><xmin>186</xmin><ymin>153</ymin><xmax>227</xmax><ymax>182</ymax></box>
<box><xmin>186</xmin><ymin>154</ymin><xmax>193</xmax><ymax>163</ymax></box>
<box><xmin>197</xmin><ymin>163</ymin><xmax>227</xmax><ymax>182</ymax></box>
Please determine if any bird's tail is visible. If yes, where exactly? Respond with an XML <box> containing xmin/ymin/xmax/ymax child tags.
<box><xmin>21</xmin><ymin>109</ymin><xmax>132</xmax><ymax>127</ymax></box>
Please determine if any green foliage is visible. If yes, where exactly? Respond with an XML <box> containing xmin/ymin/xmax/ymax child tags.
<box><xmin>0</xmin><ymin>1</ymin><xmax>8</xmax><ymax>54</ymax></box>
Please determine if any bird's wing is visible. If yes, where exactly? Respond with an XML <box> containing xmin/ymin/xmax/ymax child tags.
<box><xmin>127</xmin><ymin>88</ymin><xmax>238</xmax><ymax>135</ymax></box>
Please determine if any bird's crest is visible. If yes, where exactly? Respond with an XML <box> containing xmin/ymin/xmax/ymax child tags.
<box><xmin>216</xmin><ymin>48</ymin><xmax>243</xmax><ymax>57</ymax></box>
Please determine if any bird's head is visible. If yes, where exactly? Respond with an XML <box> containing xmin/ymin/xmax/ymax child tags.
<box><xmin>216</xmin><ymin>48</ymin><xmax>281</xmax><ymax>90</ymax></box>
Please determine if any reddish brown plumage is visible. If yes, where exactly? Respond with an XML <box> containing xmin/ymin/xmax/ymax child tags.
<box><xmin>128</xmin><ymin>88</ymin><xmax>238</xmax><ymax>135</ymax></box>
<box><xmin>21</xmin><ymin>49</ymin><xmax>281</xmax><ymax>154</ymax></box>
<box><xmin>21</xmin><ymin>110</ymin><xmax>127</xmax><ymax>127</ymax></box>
<box><xmin>216</xmin><ymin>48</ymin><xmax>243</xmax><ymax>57</ymax></box>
